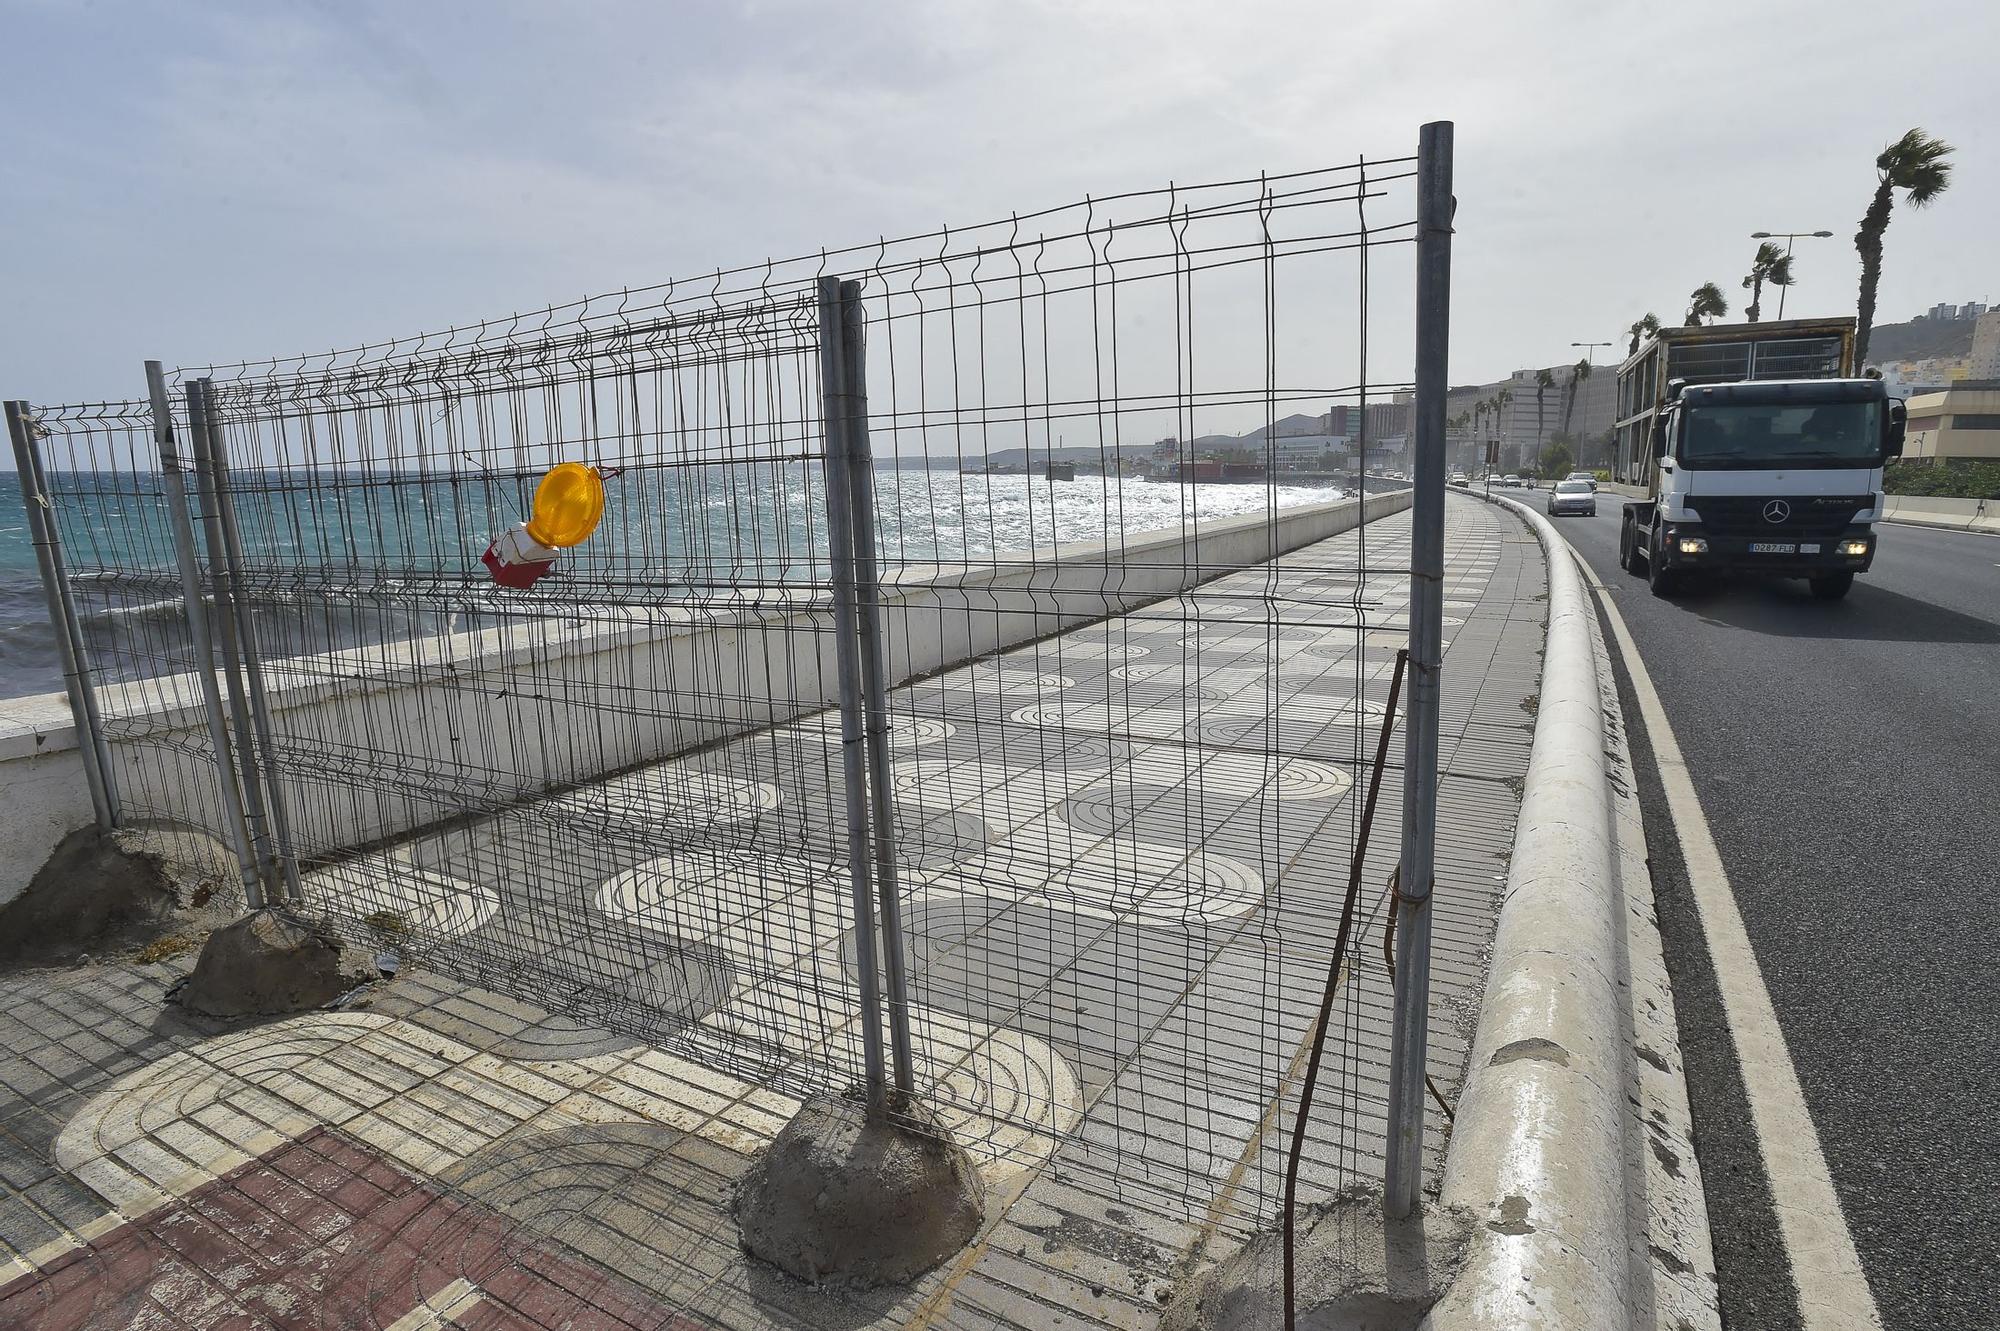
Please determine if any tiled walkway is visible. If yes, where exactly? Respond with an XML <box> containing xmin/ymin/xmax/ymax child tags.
<box><xmin>0</xmin><ymin>494</ymin><xmax>1545</xmax><ymax>1329</ymax></box>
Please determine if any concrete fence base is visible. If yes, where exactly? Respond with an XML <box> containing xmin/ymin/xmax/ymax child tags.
<box><xmin>733</xmin><ymin>1092</ymin><xmax>985</xmax><ymax>1289</ymax></box>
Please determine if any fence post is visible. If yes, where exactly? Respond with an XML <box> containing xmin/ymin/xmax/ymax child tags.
<box><xmin>144</xmin><ymin>361</ymin><xmax>263</xmax><ymax>909</ymax></box>
<box><xmin>202</xmin><ymin>380</ymin><xmax>302</xmax><ymax>901</ymax></box>
<box><xmin>185</xmin><ymin>379</ymin><xmax>288</xmax><ymax>903</ymax></box>
<box><xmin>1385</xmin><ymin>120</ymin><xmax>1453</xmax><ymax>1220</ymax></box>
<box><xmin>816</xmin><ymin>277</ymin><xmax>890</xmax><ymax>1115</ymax></box>
<box><xmin>837</xmin><ymin>279</ymin><xmax>916</xmax><ymax>1098</ymax></box>
<box><xmin>7</xmin><ymin>401</ymin><xmax>119</xmax><ymax>828</ymax></box>
<box><xmin>184</xmin><ymin>375</ymin><xmax>280</xmax><ymax>891</ymax></box>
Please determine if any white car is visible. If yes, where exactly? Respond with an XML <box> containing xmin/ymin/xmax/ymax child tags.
<box><xmin>1546</xmin><ymin>479</ymin><xmax>1597</xmax><ymax>517</ymax></box>
<box><xmin>1564</xmin><ymin>470</ymin><xmax>1598</xmax><ymax>491</ymax></box>
<box><xmin>1500</xmin><ymin>474</ymin><xmax>1522</xmax><ymax>488</ymax></box>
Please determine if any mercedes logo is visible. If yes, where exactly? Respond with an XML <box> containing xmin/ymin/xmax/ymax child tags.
<box><xmin>1762</xmin><ymin>500</ymin><xmax>1792</xmax><ymax>524</ymax></box>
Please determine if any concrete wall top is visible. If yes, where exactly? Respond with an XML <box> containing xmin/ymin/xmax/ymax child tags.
<box><xmin>1</xmin><ymin>490</ymin><xmax>1394</xmax><ymax>761</ymax></box>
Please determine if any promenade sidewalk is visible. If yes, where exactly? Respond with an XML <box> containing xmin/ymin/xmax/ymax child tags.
<box><xmin>0</xmin><ymin>494</ymin><xmax>1546</xmax><ymax>1330</ymax></box>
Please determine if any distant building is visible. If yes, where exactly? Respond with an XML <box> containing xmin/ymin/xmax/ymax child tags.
<box><xmin>1877</xmin><ymin>355</ymin><xmax>1971</xmax><ymax>392</ymax></box>
<box><xmin>1920</xmin><ymin>301</ymin><xmax>1988</xmax><ymax>322</ymax></box>
<box><xmin>1442</xmin><ymin>363</ymin><xmax>1616</xmax><ymax>466</ymax></box>
<box><xmin>1901</xmin><ymin>381</ymin><xmax>2000</xmax><ymax>461</ymax></box>
<box><xmin>1270</xmin><ymin>433</ymin><xmax>1349</xmax><ymax>465</ymax></box>
<box><xmin>1969</xmin><ymin>310</ymin><xmax>2000</xmax><ymax>380</ymax></box>
<box><xmin>1323</xmin><ymin>401</ymin><xmax>1408</xmax><ymax>442</ymax></box>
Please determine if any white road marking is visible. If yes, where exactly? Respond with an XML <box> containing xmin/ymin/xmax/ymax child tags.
<box><xmin>1568</xmin><ymin>544</ymin><xmax>1884</xmax><ymax>1331</ymax></box>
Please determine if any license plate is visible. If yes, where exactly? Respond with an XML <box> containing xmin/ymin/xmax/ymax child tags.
<box><xmin>1749</xmin><ymin>542</ymin><xmax>1796</xmax><ymax>554</ymax></box>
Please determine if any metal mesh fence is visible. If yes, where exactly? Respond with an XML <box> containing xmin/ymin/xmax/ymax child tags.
<box><xmin>10</xmin><ymin>147</ymin><xmax>1438</xmax><ymax>1245</ymax></box>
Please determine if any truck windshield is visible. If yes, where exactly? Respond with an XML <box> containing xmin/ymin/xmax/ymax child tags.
<box><xmin>1681</xmin><ymin>402</ymin><xmax>1882</xmax><ymax>468</ymax></box>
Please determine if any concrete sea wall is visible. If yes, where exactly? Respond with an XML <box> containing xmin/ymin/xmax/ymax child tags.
<box><xmin>0</xmin><ymin>488</ymin><xmax>1413</xmax><ymax>905</ymax></box>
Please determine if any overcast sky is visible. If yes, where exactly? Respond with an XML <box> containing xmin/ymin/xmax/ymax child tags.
<box><xmin>4</xmin><ymin>0</ymin><xmax>1995</xmax><ymax>417</ymax></box>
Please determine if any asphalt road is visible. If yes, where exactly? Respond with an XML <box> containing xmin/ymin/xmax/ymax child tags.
<box><xmin>1551</xmin><ymin>501</ymin><xmax>2000</xmax><ymax>1330</ymax></box>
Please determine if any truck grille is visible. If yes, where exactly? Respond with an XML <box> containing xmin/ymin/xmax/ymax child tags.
<box><xmin>1686</xmin><ymin>494</ymin><xmax>1872</xmax><ymax>538</ymax></box>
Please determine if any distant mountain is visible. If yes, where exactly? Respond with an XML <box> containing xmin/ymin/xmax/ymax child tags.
<box><xmin>1240</xmin><ymin>413</ymin><xmax>1326</xmax><ymax>440</ymax></box>
<box><xmin>977</xmin><ymin>444</ymin><xmax>1157</xmax><ymax>467</ymax></box>
<box><xmin>1867</xmin><ymin>316</ymin><xmax>1978</xmax><ymax>364</ymax></box>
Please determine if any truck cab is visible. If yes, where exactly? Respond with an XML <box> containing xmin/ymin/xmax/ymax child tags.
<box><xmin>1619</xmin><ymin>378</ymin><xmax>1905</xmax><ymax>600</ymax></box>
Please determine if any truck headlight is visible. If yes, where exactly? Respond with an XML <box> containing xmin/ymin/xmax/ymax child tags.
<box><xmin>1838</xmin><ymin>539</ymin><xmax>1869</xmax><ymax>556</ymax></box>
<box><xmin>1678</xmin><ymin>537</ymin><xmax>1708</xmax><ymax>554</ymax></box>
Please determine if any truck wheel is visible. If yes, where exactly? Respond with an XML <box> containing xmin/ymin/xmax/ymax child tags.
<box><xmin>1619</xmin><ymin>517</ymin><xmax>1644</xmax><ymax>575</ymax></box>
<box><xmin>1809</xmin><ymin>572</ymin><xmax>1854</xmax><ymax>601</ymax></box>
<box><xmin>1648</xmin><ymin>523</ymin><xmax>1680</xmax><ymax>598</ymax></box>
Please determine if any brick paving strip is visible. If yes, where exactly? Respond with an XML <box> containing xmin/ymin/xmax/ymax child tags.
<box><xmin>0</xmin><ymin>496</ymin><xmax>1545</xmax><ymax>1329</ymax></box>
<box><xmin>2</xmin><ymin>1127</ymin><xmax>691</xmax><ymax>1330</ymax></box>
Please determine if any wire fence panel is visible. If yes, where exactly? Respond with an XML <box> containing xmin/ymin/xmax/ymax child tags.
<box><xmin>24</xmin><ymin>400</ymin><xmax>253</xmax><ymax>861</ymax></box>
<box><xmin>826</xmin><ymin>162</ymin><xmax>1425</xmax><ymax>1235</ymax></box>
<box><xmin>14</xmin><ymin>147</ymin><xmax>1439</xmax><ymax>1244</ymax></box>
<box><xmin>190</xmin><ymin>290</ymin><xmax>892</xmax><ymax>1087</ymax></box>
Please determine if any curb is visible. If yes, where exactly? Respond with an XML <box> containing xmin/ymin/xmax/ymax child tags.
<box><xmin>1423</xmin><ymin>491</ymin><xmax>1719</xmax><ymax>1331</ymax></box>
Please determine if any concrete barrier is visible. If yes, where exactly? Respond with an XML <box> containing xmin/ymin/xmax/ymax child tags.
<box><xmin>0</xmin><ymin>488</ymin><xmax>1413</xmax><ymax>906</ymax></box>
<box><xmin>1424</xmin><ymin>492</ymin><xmax>1717</xmax><ymax>1331</ymax></box>
<box><xmin>1882</xmin><ymin>494</ymin><xmax>1999</xmax><ymax>535</ymax></box>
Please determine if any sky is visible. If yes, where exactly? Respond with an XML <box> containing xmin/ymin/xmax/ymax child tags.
<box><xmin>3</xmin><ymin>0</ymin><xmax>1996</xmax><ymax>430</ymax></box>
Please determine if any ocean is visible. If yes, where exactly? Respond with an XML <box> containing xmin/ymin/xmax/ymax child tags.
<box><xmin>0</xmin><ymin>468</ymin><xmax>1351</xmax><ymax>703</ymax></box>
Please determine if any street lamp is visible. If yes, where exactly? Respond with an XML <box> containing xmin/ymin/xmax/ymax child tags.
<box><xmin>1750</xmin><ymin>230</ymin><xmax>1835</xmax><ymax>320</ymax></box>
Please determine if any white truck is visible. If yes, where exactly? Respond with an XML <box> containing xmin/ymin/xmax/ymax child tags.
<box><xmin>1613</xmin><ymin>319</ymin><xmax>1905</xmax><ymax>601</ymax></box>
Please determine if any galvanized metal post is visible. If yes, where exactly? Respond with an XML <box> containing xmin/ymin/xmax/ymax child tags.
<box><xmin>838</xmin><ymin>278</ymin><xmax>916</xmax><ymax>1098</ymax></box>
<box><xmin>816</xmin><ymin>277</ymin><xmax>890</xmax><ymax>1115</ymax></box>
<box><xmin>7</xmin><ymin>401</ymin><xmax>118</xmax><ymax>828</ymax></box>
<box><xmin>196</xmin><ymin>380</ymin><xmax>302</xmax><ymax>902</ymax></box>
<box><xmin>20</xmin><ymin>423</ymin><xmax>122</xmax><ymax>823</ymax></box>
<box><xmin>185</xmin><ymin>379</ymin><xmax>285</xmax><ymax>903</ymax></box>
<box><xmin>144</xmin><ymin>361</ymin><xmax>263</xmax><ymax>909</ymax></box>
<box><xmin>1385</xmin><ymin>120</ymin><xmax>1453</xmax><ymax>1220</ymax></box>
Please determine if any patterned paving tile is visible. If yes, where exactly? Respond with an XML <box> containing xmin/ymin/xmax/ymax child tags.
<box><xmin>0</xmin><ymin>496</ymin><xmax>1547</xmax><ymax>1328</ymax></box>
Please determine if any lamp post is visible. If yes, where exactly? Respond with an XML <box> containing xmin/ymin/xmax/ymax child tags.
<box><xmin>1750</xmin><ymin>230</ymin><xmax>1835</xmax><ymax>320</ymax></box>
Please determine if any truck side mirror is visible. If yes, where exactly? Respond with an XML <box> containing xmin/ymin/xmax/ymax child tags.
<box><xmin>1885</xmin><ymin>399</ymin><xmax>1906</xmax><ymax>460</ymax></box>
<box><xmin>1651</xmin><ymin>417</ymin><xmax>1668</xmax><ymax>459</ymax></box>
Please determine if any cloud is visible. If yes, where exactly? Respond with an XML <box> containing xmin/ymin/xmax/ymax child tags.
<box><xmin>0</xmin><ymin>0</ymin><xmax>1994</xmax><ymax>408</ymax></box>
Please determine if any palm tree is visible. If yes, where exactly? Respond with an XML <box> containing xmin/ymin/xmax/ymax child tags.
<box><xmin>1533</xmin><ymin>367</ymin><xmax>1556</xmax><ymax>473</ymax></box>
<box><xmin>1627</xmin><ymin>313</ymin><xmax>1661</xmax><ymax>355</ymax></box>
<box><xmin>1684</xmin><ymin>283</ymin><xmax>1728</xmax><ymax>327</ymax></box>
<box><xmin>1559</xmin><ymin>358</ymin><xmax>1591</xmax><ymax>440</ymax></box>
<box><xmin>1741</xmin><ymin>241</ymin><xmax>1794</xmax><ymax>323</ymax></box>
<box><xmin>1492</xmin><ymin>388</ymin><xmax>1514</xmax><ymax>469</ymax></box>
<box><xmin>1855</xmin><ymin>128</ymin><xmax>1954</xmax><ymax>366</ymax></box>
